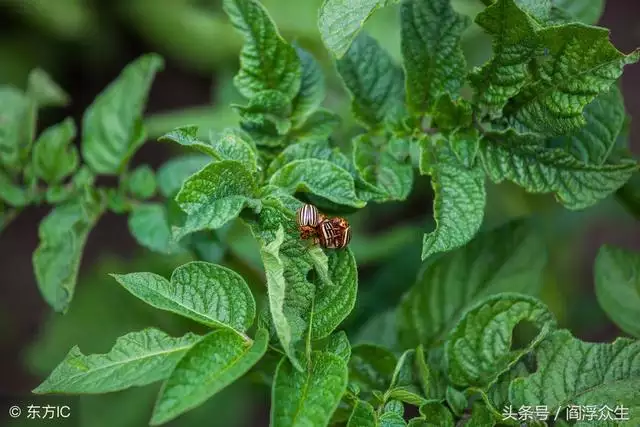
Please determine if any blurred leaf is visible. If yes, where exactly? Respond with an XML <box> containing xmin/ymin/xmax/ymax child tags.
<box><xmin>594</xmin><ymin>245</ymin><xmax>640</xmax><ymax>338</ymax></box>
<box><xmin>156</xmin><ymin>154</ymin><xmax>211</xmax><ymax>199</ymax></box>
<box><xmin>291</xmin><ymin>45</ymin><xmax>325</xmax><ymax>124</ymax></box>
<box><xmin>33</xmin><ymin>329</ymin><xmax>200</xmax><ymax>394</ymax></box>
<box><xmin>126</xmin><ymin>165</ymin><xmax>157</xmax><ymax>199</ymax></box>
<box><xmin>347</xmin><ymin>400</ymin><xmax>376</xmax><ymax>427</ymax></box>
<box><xmin>128</xmin><ymin>203</ymin><xmax>185</xmax><ymax>255</ymax></box>
<box><xmin>223</xmin><ymin>0</ymin><xmax>301</xmax><ymax>99</ymax></box>
<box><xmin>318</xmin><ymin>0</ymin><xmax>399</xmax><ymax>58</ymax></box>
<box><xmin>32</xmin><ymin>117</ymin><xmax>79</xmax><ymax>184</ymax></box>
<box><xmin>349</xmin><ymin>344</ymin><xmax>397</xmax><ymax>392</ymax></box>
<box><xmin>319</xmin><ymin>331</ymin><xmax>351</xmax><ymax>362</ymax></box>
<box><xmin>412</xmin><ymin>401</ymin><xmax>454</xmax><ymax>427</ymax></box>
<box><xmin>401</xmin><ymin>0</ymin><xmax>470</xmax><ymax>112</ymax></box>
<box><xmin>336</xmin><ymin>32</ymin><xmax>405</xmax><ymax>129</ymax></box>
<box><xmin>0</xmin><ymin>86</ymin><xmax>35</xmax><ymax>169</ymax></box>
<box><xmin>112</xmin><ymin>261</ymin><xmax>256</xmax><ymax>332</ymax></box>
<box><xmin>82</xmin><ymin>54</ymin><xmax>163</xmax><ymax>174</ymax></box>
<box><xmin>33</xmin><ymin>194</ymin><xmax>105</xmax><ymax>313</ymax></box>
<box><xmin>445</xmin><ymin>293</ymin><xmax>556</xmax><ymax>388</ymax></box>
<box><xmin>445</xmin><ymin>386</ymin><xmax>467</xmax><ymax>416</ymax></box>
<box><xmin>151</xmin><ymin>328</ymin><xmax>268</xmax><ymax>425</ymax></box>
<box><xmin>271</xmin><ymin>351</ymin><xmax>348</xmax><ymax>427</ymax></box>
<box><xmin>552</xmin><ymin>0</ymin><xmax>604</xmax><ymax>24</ymax></box>
<box><xmin>0</xmin><ymin>170</ymin><xmax>29</xmax><ymax>207</ymax></box>
<box><xmin>27</xmin><ymin>67</ymin><xmax>70</xmax><ymax>107</ymax></box>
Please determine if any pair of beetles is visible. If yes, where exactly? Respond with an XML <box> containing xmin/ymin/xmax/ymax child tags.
<box><xmin>295</xmin><ymin>204</ymin><xmax>351</xmax><ymax>250</ymax></box>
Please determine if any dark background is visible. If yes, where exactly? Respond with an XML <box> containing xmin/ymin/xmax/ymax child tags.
<box><xmin>1</xmin><ymin>1</ymin><xmax>639</xmax><ymax>426</ymax></box>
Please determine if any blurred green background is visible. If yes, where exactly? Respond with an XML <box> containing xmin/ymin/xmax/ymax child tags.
<box><xmin>0</xmin><ymin>0</ymin><xmax>639</xmax><ymax>426</ymax></box>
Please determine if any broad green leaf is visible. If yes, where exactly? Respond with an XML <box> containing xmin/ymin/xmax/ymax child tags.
<box><xmin>0</xmin><ymin>170</ymin><xmax>29</xmax><ymax>207</ymax></box>
<box><xmin>379</xmin><ymin>412</ymin><xmax>407</xmax><ymax>427</ymax></box>
<box><xmin>617</xmin><ymin>171</ymin><xmax>640</xmax><ymax>220</ymax></box>
<box><xmin>507</xmin><ymin>25</ymin><xmax>639</xmax><ymax>136</ymax></box>
<box><xmin>353</xmin><ymin>135</ymin><xmax>413</xmax><ymax>202</ymax></box>
<box><xmin>445</xmin><ymin>293</ymin><xmax>557</xmax><ymax>388</ymax></box>
<box><xmin>151</xmin><ymin>328</ymin><xmax>268</xmax><ymax>425</ymax></box>
<box><xmin>347</xmin><ymin>400</ymin><xmax>376</xmax><ymax>427</ymax></box>
<box><xmin>509</xmin><ymin>329</ymin><xmax>640</xmax><ymax>414</ymax></box>
<box><xmin>128</xmin><ymin>203</ymin><xmax>184</xmax><ymax>255</ymax></box>
<box><xmin>399</xmin><ymin>220</ymin><xmax>547</xmax><ymax>348</ymax></box>
<box><xmin>349</xmin><ymin>344</ymin><xmax>398</xmax><ymax>391</ymax></box>
<box><xmin>32</xmin><ymin>117</ymin><xmax>78</xmax><ymax>184</ymax></box>
<box><xmin>271</xmin><ymin>351</ymin><xmax>348</xmax><ymax>427</ymax></box>
<box><xmin>126</xmin><ymin>165</ymin><xmax>156</xmax><ymax>199</ymax></box>
<box><xmin>288</xmin><ymin>109</ymin><xmax>342</xmax><ymax>144</ymax></box>
<box><xmin>235</xmin><ymin>89</ymin><xmax>293</xmax><ymax>136</ymax></box>
<box><xmin>446</xmin><ymin>386</ymin><xmax>467</xmax><ymax>416</ymax></box>
<box><xmin>0</xmin><ymin>86</ymin><xmax>35</xmax><ymax>169</ymax></box>
<box><xmin>33</xmin><ymin>329</ymin><xmax>200</xmax><ymax>394</ymax></box>
<box><xmin>157</xmin><ymin>154</ymin><xmax>211</xmax><ymax>198</ymax></box>
<box><xmin>320</xmin><ymin>331</ymin><xmax>351</xmax><ymax>362</ymax></box>
<box><xmin>292</xmin><ymin>46</ymin><xmax>325</xmax><ymax>123</ymax></box>
<box><xmin>82</xmin><ymin>54</ymin><xmax>163</xmax><ymax>174</ymax></box>
<box><xmin>594</xmin><ymin>245</ymin><xmax>640</xmax><ymax>339</ymax></box>
<box><xmin>318</xmin><ymin>0</ymin><xmax>399</xmax><ymax>58</ymax></box>
<box><xmin>112</xmin><ymin>261</ymin><xmax>256</xmax><ymax>332</ymax></box>
<box><xmin>401</xmin><ymin>0</ymin><xmax>470</xmax><ymax>113</ymax></box>
<box><xmin>269</xmin><ymin>158</ymin><xmax>365</xmax><ymax>208</ymax></box>
<box><xmin>387</xmin><ymin>387</ymin><xmax>427</xmax><ymax>406</ymax></box>
<box><xmin>514</xmin><ymin>0</ymin><xmax>551</xmax><ymax>20</ymax></box>
<box><xmin>431</xmin><ymin>95</ymin><xmax>472</xmax><ymax>131</ymax></box>
<box><xmin>383</xmin><ymin>400</ymin><xmax>404</xmax><ymax>416</ymax></box>
<box><xmin>419</xmin><ymin>137</ymin><xmax>486</xmax><ymax>260</ymax></box>
<box><xmin>312</xmin><ymin>249</ymin><xmax>358</xmax><ymax>339</ymax></box>
<box><xmin>553</xmin><ymin>0</ymin><xmax>604</xmax><ymax>24</ymax></box>
<box><xmin>470</xmin><ymin>0</ymin><xmax>539</xmax><ymax>118</ymax></box>
<box><xmin>466</xmin><ymin>402</ymin><xmax>496</xmax><ymax>427</ymax></box>
<box><xmin>415</xmin><ymin>402</ymin><xmax>454</xmax><ymax>427</ymax></box>
<box><xmin>174</xmin><ymin>160</ymin><xmax>259</xmax><ymax>239</ymax></box>
<box><xmin>267</xmin><ymin>139</ymin><xmax>353</xmax><ymax>177</ymax></box>
<box><xmin>336</xmin><ymin>32</ymin><xmax>405</xmax><ymax>129</ymax></box>
<box><xmin>223</xmin><ymin>0</ymin><xmax>301</xmax><ymax>99</ymax></box>
<box><xmin>416</xmin><ymin>346</ymin><xmax>448</xmax><ymax>400</ymax></box>
<box><xmin>480</xmin><ymin>130</ymin><xmax>638</xmax><ymax>210</ymax></box>
<box><xmin>26</xmin><ymin>68</ymin><xmax>70</xmax><ymax>108</ymax></box>
<box><xmin>551</xmin><ymin>85</ymin><xmax>625</xmax><ymax>165</ymax></box>
<box><xmin>33</xmin><ymin>195</ymin><xmax>104</xmax><ymax>312</ymax></box>
<box><xmin>160</xmin><ymin>127</ymin><xmax>258</xmax><ymax>172</ymax></box>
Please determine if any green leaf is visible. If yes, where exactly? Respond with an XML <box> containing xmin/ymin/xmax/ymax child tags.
<box><xmin>271</xmin><ymin>351</ymin><xmax>348</xmax><ymax>427</ymax></box>
<box><xmin>431</xmin><ymin>95</ymin><xmax>472</xmax><ymax>130</ymax></box>
<box><xmin>353</xmin><ymin>135</ymin><xmax>413</xmax><ymax>202</ymax></box>
<box><xmin>151</xmin><ymin>328</ymin><xmax>268</xmax><ymax>425</ymax></box>
<box><xmin>33</xmin><ymin>195</ymin><xmax>105</xmax><ymax>312</ymax></box>
<box><xmin>379</xmin><ymin>412</ymin><xmax>407</xmax><ymax>427</ymax></box>
<box><xmin>223</xmin><ymin>0</ymin><xmax>301</xmax><ymax>99</ymax></box>
<box><xmin>594</xmin><ymin>245</ymin><xmax>640</xmax><ymax>339</ymax></box>
<box><xmin>514</xmin><ymin>0</ymin><xmax>551</xmax><ymax>20</ymax></box>
<box><xmin>336</xmin><ymin>32</ymin><xmax>405</xmax><ymax>129</ymax></box>
<box><xmin>157</xmin><ymin>154</ymin><xmax>211</xmax><ymax>198</ymax></box>
<box><xmin>32</xmin><ymin>117</ymin><xmax>79</xmax><ymax>184</ymax></box>
<box><xmin>419</xmin><ymin>137</ymin><xmax>486</xmax><ymax>260</ymax></box>
<box><xmin>0</xmin><ymin>170</ymin><xmax>29</xmax><ymax>207</ymax></box>
<box><xmin>267</xmin><ymin>139</ymin><xmax>352</xmax><ymax>178</ymax></box>
<box><xmin>126</xmin><ymin>165</ymin><xmax>156</xmax><ymax>199</ymax></box>
<box><xmin>269</xmin><ymin>159</ymin><xmax>365</xmax><ymax>208</ymax></box>
<box><xmin>509</xmin><ymin>329</ymin><xmax>640</xmax><ymax>414</ymax></box>
<box><xmin>26</xmin><ymin>68</ymin><xmax>70</xmax><ymax>108</ymax></box>
<box><xmin>318</xmin><ymin>0</ymin><xmax>399</xmax><ymax>58</ymax></box>
<box><xmin>480</xmin><ymin>130</ymin><xmax>638</xmax><ymax>210</ymax></box>
<box><xmin>312</xmin><ymin>249</ymin><xmax>358</xmax><ymax>340</ymax></box>
<box><xmin>289</xmin><ymin>109</ymin><xmax>342</xmax><ymax>143</ymax></box>
<box><xmin>387</xmin><ymin>387</ymin><xmax>427</xmax><ymax>406</ymax></box>
<box><xmin>399</xmin><ymin>220</ymin><xmax>546</xmax><ymax>348</ymax></box>
<box><xmin>259</xmin><ymin>226</ymin><xmax>304</xmax><ymax>370</ymax></box>
<box><xmin>466</xmin><ymin>402</ymin><xmax>496</xmax><ymax>427</ymax></box>
<box><xmin>234</xmin><ymin>90</ymin><xmax>293</xmax><ymax>136</ymax></box>
<box><xmin>292</xmin><ymin>46</ymin><xmax>325</xmax><ymax>123</ymax></box>
<box><xmin>401</xmin><ymin>0</ymin><xmax>470</xmax><ymax>113</ymax></box>
<box><xmin>174</xmin><ymin>160</ymin><xmax>259</xmax><ymax>239</ymax></box>
<box><xmin>320</xmin><ymin>331</ymin><xmax>351</xmax><ymax>362</ymax></box>
<box><xmin>349</xmin><ymin>344</ymin><xmax>397</xmax><ymax>391</ymax></box>
<box><xmin>551</xmin><ymin>85</ymin><xmax>625</xmax><ymax>165</ymax></box>
<box><xmin>552</xmin><ymin>0</ymin><xmax>604</xmax><ymax>24</ymax></box>
<box><xmin>112</xmin><ymin>261</ymin><xmax>256</xmax><ymax>332</ymax></box>
<box><xmin>82</xmin><ymin>54</ymin><xmax>163</xmax><ymax>174</ymax></box>
<box><xmin>445</xmin><ymin>293</ymin><xmax>557</xmax><ymax>388</ymax></box>
<box><xmin>0</xmin><ymin>86</ymin><xmax>36</xmax><ymax>169</ymax></box>
<box><xmin>446</xmin><ymin>386</ymin><xmax>467</xmax><ymax>416</ymax></box>
<box><xmin>507</xmin><ymin>25</ymin><xmax>639</xmax><ymax>136</ymax></box>
<box><xmin>416</xmin><ymin>402</ymin><xmax>454</xmax><ymax>427</ymax></box>
<box><xmin>33</xmin><ymin>329</ymin><xmax>200</xmax><ymax>394</ymax></box>
<box><xmin>347</xmin><ymin>400</ymin><xmax>376</xmax><ymax>427</ymax></box>
<box><xmin>470</xmin><ymin>0</ymin><xmax>539</xmax><ymax>118</ymax></box>
<box><xmin>128</xmin><ymin>203</ymin><xmax>185</xmax><ymax>255</ymax></box>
